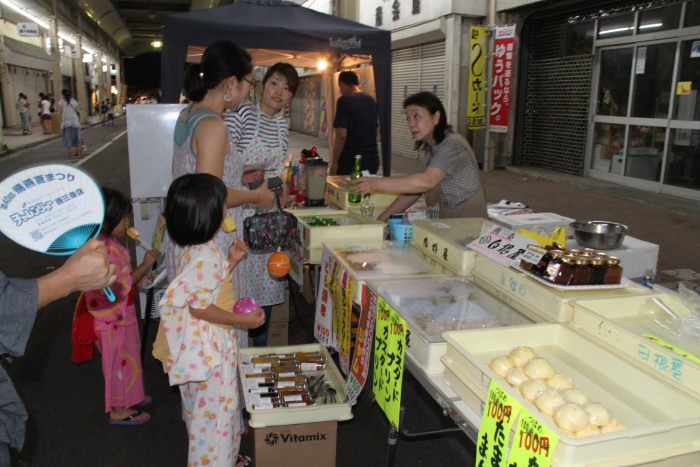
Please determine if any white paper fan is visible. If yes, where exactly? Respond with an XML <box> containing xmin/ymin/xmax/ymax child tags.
<box><xmin>0</xmin><ymin>164</ymin><xmax>104</xmax><ymax>255</ymax></box>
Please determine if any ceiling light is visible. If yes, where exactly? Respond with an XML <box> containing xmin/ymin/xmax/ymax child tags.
<box><xmin>151</xmin><ymin>40</ymin><xmax>163</xmax><ymax>48</ymax></box>
<box><xmin>317</xmin><ymin>59</ymin><xmax>327</xmax><ymax>71</ymax></box>
<box><xmin>0</xmin><ymin>0</ymin><xmax>48</xmax><ymax>29</ymax></box>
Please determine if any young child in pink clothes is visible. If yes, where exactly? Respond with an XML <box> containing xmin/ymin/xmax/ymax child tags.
<box><xmin>158</xmin><ymin>173</ymin><xmax>265</xmax><ymax>467</ymax></box>
<box><xmin>84</xmin><ymin>187</ymin><xmax>161</xmax><ymax>425</ymax></box>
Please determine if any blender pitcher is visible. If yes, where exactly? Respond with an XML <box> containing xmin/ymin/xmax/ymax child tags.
<box><xmin>304</xmin><ymin>157</ymin><xmax>328</xmax><ymax>207</ymax></box>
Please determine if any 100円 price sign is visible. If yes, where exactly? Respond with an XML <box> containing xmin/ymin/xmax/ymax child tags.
<box><xmin>476</xmin><ymin>380</ymin><xmax>559</xmax><ymax>466</ymax></box>
<box><xmin>372</xmin><ymin>296</ymin><xmax>407</xmax><ymax>429</ymax></box>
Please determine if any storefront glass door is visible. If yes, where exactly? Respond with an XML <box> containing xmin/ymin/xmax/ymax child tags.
<box><xmin>590</xmin><ymin>35</ymin><xmax>700</xmax><ymax>195</ymax></box>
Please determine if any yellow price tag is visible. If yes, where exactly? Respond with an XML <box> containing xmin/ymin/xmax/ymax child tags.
<box><xmin>476</xmin><ymin>380</ymin><xmax>523</xmax><ymax>466</ymax></box>
<box><xmin>507</xmin><ymin>407</ymin><xmax>559</xmax><ymax>466</ymax></box>
<box><xmin>372</xmin><ymin>297</ymin><xmax>407</xmax><ymax>428</ymax></box>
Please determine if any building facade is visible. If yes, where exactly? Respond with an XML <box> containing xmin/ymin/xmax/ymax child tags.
<box><xmin>352</xmin><ymin>0</ymin><xmax>700</xmax><ymax>200</ymax></box>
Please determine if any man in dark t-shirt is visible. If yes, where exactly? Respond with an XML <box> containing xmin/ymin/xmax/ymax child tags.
<box><xmin>331</xmin><ymin>71</ymin><xmax>379</xmax><ymax>175</ymax></box>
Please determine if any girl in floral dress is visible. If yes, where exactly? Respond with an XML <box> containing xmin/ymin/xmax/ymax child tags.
<box><xmin>84</xmin><ymin>187</ymin><xmax>160</xmax><ymax>425</ymax></box>
<box><xmin>158</xmin><ymin>173</ymin><xmax>265</xmax><ymax>467</ymax></box>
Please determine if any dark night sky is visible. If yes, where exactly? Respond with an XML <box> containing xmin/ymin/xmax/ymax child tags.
<box><xmin>123</xmin><ymin>52</ymin><xmax>162</xmax><ymax>95</ymax></box>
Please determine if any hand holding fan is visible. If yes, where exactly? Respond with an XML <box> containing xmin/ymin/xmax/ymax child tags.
<box><xmin>0</xmin><ymin>164</ymin><xmax>115</xmax><ymax>301</ymax></box>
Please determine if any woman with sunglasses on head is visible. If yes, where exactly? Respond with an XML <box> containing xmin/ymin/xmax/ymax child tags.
<box><xmin>165</xmin><ymin>39</ymin><xmax>274</xmax><ymax>467</ymax></box>
<box><xmin>224</xmin><ymin>62</ymin><xmax>299</xmax><ymax>347</ymax></box>
<box><xmin>351</xmin><ymin>91</ymin><xmax>487</xmax><ymax>221</ymax></box>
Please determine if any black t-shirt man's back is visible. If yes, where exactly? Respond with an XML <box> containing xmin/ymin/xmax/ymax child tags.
<box><xmin>333</xmin><ymin>92</ymin><xmax>379</xmax><ymax>175</ymax></box>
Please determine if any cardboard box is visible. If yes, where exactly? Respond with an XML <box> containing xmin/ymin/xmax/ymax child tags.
<box><xmin>267</xmin><ymin>321</ymin><xmax>288</xmax><ymax>346</ymax></box>
<box><xmin>253</xmin><ymin>420</ymin><xmax>337</xmax><ymax>467</ymax></box>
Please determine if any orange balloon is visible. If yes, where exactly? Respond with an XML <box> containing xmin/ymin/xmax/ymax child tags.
<box><xmin>267</xmin><ymin>251</ymin><xmax>290</xmax><ymax>278</ymax></box>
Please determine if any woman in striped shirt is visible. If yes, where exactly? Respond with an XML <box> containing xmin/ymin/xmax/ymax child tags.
<box><xmin>225</xmin><ymin>62</ymin><xmax>299</xmax><ymax>346</ymax></box>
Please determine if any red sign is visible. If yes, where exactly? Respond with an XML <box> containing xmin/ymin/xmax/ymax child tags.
<box><xmin>490</xmin><ymin>25</ymin><xmax>516</xmax><ymax>133</ymax></box>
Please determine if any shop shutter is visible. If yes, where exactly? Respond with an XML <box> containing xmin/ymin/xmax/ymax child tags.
<box><xmin>391</xmin><ymin>42</ymin><xmax>446</xmax><ymax>161</ymax></box>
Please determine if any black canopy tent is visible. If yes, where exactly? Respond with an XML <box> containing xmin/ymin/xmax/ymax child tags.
<box><xmin>161</xmin><ymin>0</ymin><xmax>392</xmax><ymax>175</ymax></box>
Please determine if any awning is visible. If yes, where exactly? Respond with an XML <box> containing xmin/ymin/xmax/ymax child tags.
<box><xmin>3</xmin><ymin>36</ymin><xmax>51</xmax><ymax>71</ymax></box>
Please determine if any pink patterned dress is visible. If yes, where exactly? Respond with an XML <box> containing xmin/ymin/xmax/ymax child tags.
<box><xmin>159</xmin><ymin>241</ymin><xmax>242</xmax><ymax>467</ymax></box>
<box><xmin>84</xmin><ymin>235</ymin><xmax>145</xmax><ymax>412</ymax></box>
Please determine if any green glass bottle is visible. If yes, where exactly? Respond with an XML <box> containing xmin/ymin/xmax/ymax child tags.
<box><xmin>348</xmin><ymin>154</ymin><xmax>362</xmax><ymax>204</ymax></box>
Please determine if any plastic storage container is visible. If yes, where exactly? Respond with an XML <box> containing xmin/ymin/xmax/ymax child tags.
<box><xmin>490</xmin><ymin>212</ymin><xmax>575</xmax><ymax>236</ymax></box>
<box><xmin>330</xmin><ymin>242</ymin><xmax>438</xmax><ymax>305</ymax></box>
<box><xmin>441</xmin><ymin>323</ymin><xmax>700</xmax><ymax>466</ymax></box>
<box><xmin>365</xmin><ymin>276</ymin><xmax>534</xmax><ymax>374</ymax></box>
<box><xmin>472</xmin><ymin>254</ymin><xmax>653</xmax><ymax>323</ymax></box>
<box><xmin>570</xmin><ymin>292</ymin><xmax>700</xmax><ymax>399</ymax></box>
<box><xmin>325</xmin><ymin>175</ymin><xmax>398</xmax><ymax>210</ymax></box>
<box><xmin>294</xmin><ymin>209</ymin><xmax>384</xmax><ymax>250</ymax></box>
<box><xmin>410</xmin><ymin>218</ymin><xmax>488</xmax><ymax>277</ymax></box>
<box><xmin>567</xmin><ymin>234</ymin><xmax>659</xmax><ymax>279</ymax></box>
<box><xmin>239</xmin><ymin>344</ymin><xmax>353</xmax><ymax>428</ymax></box>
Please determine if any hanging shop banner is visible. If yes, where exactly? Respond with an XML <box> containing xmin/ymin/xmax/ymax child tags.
<box><xmin>314</xmin><ymin>248</ymin><xmax>337</xmax><ymax>348</ymax></box>
<box><xmin>475</xmin><ymin>380</ymin><xmax>523</xmax><ymax>467</ymax></box>
<box><xmin>490</xmin><ymin>25</ymin><xmax>516</xmax><ymax>133</ymax></box>
<box><xmin>345</xmin><ymin>283</ymin><xmax>377</xmax><ymax>402</ymax></box>
<box><xmin>330</xmin><ymin>263</ymin><xmax>353</xmax><ymax>375</ymax></box>
<box><xmin>468</xmin><ymin>26</ymin><xmax>487</xmax><ymax>130</ymax></box>
<box><xmin>372</xmin><ymin>296</ymin><xmax>407</xmax><ymax>429</ymax></box>
<box><xmin>507</xmin><ymin>408</ymin><xmax>558</xmax><ymax>466</ymax></box>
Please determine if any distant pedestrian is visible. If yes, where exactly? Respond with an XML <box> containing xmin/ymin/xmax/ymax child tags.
<box><xmin>106</xmin><ymin>101</ymin><xmax>115</xmax><ymax>126</ymax></box>
<box><xmin>39</xmin><ymin>93</ymin><xmax>52</xmax><ymax>134</ymax></box>
<box><xmin>17</xmin><ymin>93</ymin><xmax>32</xmax><ymax>135</ymax></box>
<box><xmin>58</xmin><ymin>89</ymin><xmax>81</xmax><ymax>158</ymax></box>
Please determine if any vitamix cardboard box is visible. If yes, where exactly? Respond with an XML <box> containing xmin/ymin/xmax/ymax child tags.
<box><xmin>252</xmin><ymin>421</ymin><xmax>337</xmax><ymax>467</ymax></box>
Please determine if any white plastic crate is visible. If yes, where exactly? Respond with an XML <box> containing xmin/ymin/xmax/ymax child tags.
<box><xmin>294</xmin><ymin>210</ymin><xmax>384</xmax><ymax>250</ymax></box>
<box><xmin>409</xmin><ymin>218</ymin><xmax>488</xmax><ymax>277</ymax></box>
<box><xmin>325</xmin><ymin>175</ymin><xmax>398</xmax><ymax>210</ymax></box>
<box><xmin>365</xmin><ymin>276</ymin><xmax>533</xmax><ymax>374</ymax></box>
<box><xmin>239</xmin><ymin>344</ymin><xmax>353</xmax><ymax>428</ymax></box>
<box><xmin>472</xmin><ymin>255</ymin><xmax>653</xmax><ymax>323</ymax></box>
<box><xmin>570</xmin><ymin>292</ymin><xmax>700</xmax><ymax>399</ymax></box>
<box><xmin>567</xmin><ymin>234</ymin><xmax>659</xmax><ymax>279</ymax></box>
<box><xmin>331</xmin><ymin>243</ymin><xmax>437</xmax><ymax>305</ymax></box>
<box><xmin>442</xmin><ymin>323</ymin><xmax>700</xmax><ymax>466</ymax></box>
<box><xmin>490</xmin><ymin>212</ymin><xmax>575</xmax><ymax>235</ymax></box>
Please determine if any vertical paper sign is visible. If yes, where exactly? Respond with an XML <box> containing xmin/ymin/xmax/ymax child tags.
<box><xmin>476</xmin><ymin>379</ymin><xmax>523</xmax><ymax>467</ymax></box>
<box><xmin>372</xmin><ymin>296</ymin><xmax>407</xmax><ymax>429</ymax></box>
<box><xmin>507</xmin><ymin>408</ymin><xmax>558</xmax><ymax>466</ymax></box>
<box><xmin>346</xmin><ymin>283</ymin><xmax>377</xmax><ymax>402</ymax></box>
<box><xmin>314</xmin><ymin>248</ymin><xmax>337</xmax><ymax>348</ymax></box>
<box><xmin>490</xmin><ymin>25</ymin><xmax>516</xmax><ymax>133</ymax></box>
<box><xmin>468</xmin><ymin>26</ymin><xmax>487</xmax><ymax>129</ymax></box>
<box><xmin>331</xmin><ymin>266</ymin><xmax>353</xmax><ymax>375</ymax></box>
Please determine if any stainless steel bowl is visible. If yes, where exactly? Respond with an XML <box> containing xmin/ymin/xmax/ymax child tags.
<box><xmin>570</xmin><ymin>220</ymin><xmax>628</xmax><ymax>250</ymax></box>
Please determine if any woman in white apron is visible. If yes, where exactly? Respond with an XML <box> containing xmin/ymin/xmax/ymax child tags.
<box><xmin>351</xmin><ymin>91</ymin><xmax>487</xmax><ymax>221</ymax></box>
<box><xmin>225</xmin><ymin>62</ymin><xmax>299</xmax><ymax>346</ymax></box>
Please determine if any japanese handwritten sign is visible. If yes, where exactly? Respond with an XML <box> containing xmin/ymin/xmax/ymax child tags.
<box><xmin>508</xmin><ymin>408</ymin><xmax>558</xmax><ymax>466</ymax></box>
<box><xmin>346</xmin><ymin>283</ymin><xmax>377</xmax><ymax>402</ymax></box>
<box><xmin>372</xmin><ymin>296</ymin><xmax>407</xmax><ymax>428</ymax></box>
<box><xmin>468</xmin><ymin>225</ymin><xmax>531</xmax><ymax>266</ymax></box>
<box><xmin>468</xmin><ymin>25</ymin><xmax>487</xmax><ymax>129</ymax></box>
<box><xmin>330</xmin><ymin>261</ymin><xmax>353</xmax><ymax>374</ymax></box>
<box><xmin>476</xmin><ymin>380</ymin><xmax>523</xmax><ymax>467</ymax></box>
<box><xmin>490</xmin><ymin>25</ymin><xmax>516</xmax><ymax>133</ymax></box>
<box><xmin>314</xmin><ymin>248</ymin><xmax>337</xmax><ymax>349</ymax></box>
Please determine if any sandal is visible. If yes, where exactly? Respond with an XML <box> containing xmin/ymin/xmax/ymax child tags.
<box><xmin>134</xmin><ymin>395</ymin><xmax>152</xmax><ymax>407</ymax></box>
<box><xmin>236</xmin><ymin>454</ymin><xmax>252</xmax><ymax>467</ymax></box>
<box><xmin>109</xmin><ymin>408</ymin><xmax>150</xmax><ymax>426</ymax></box>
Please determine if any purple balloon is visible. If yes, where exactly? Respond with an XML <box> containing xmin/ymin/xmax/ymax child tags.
<box><xmin>233</xmin><ymin>297</ymin><xmax>259</xmax><ymax>315</ymax></box>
